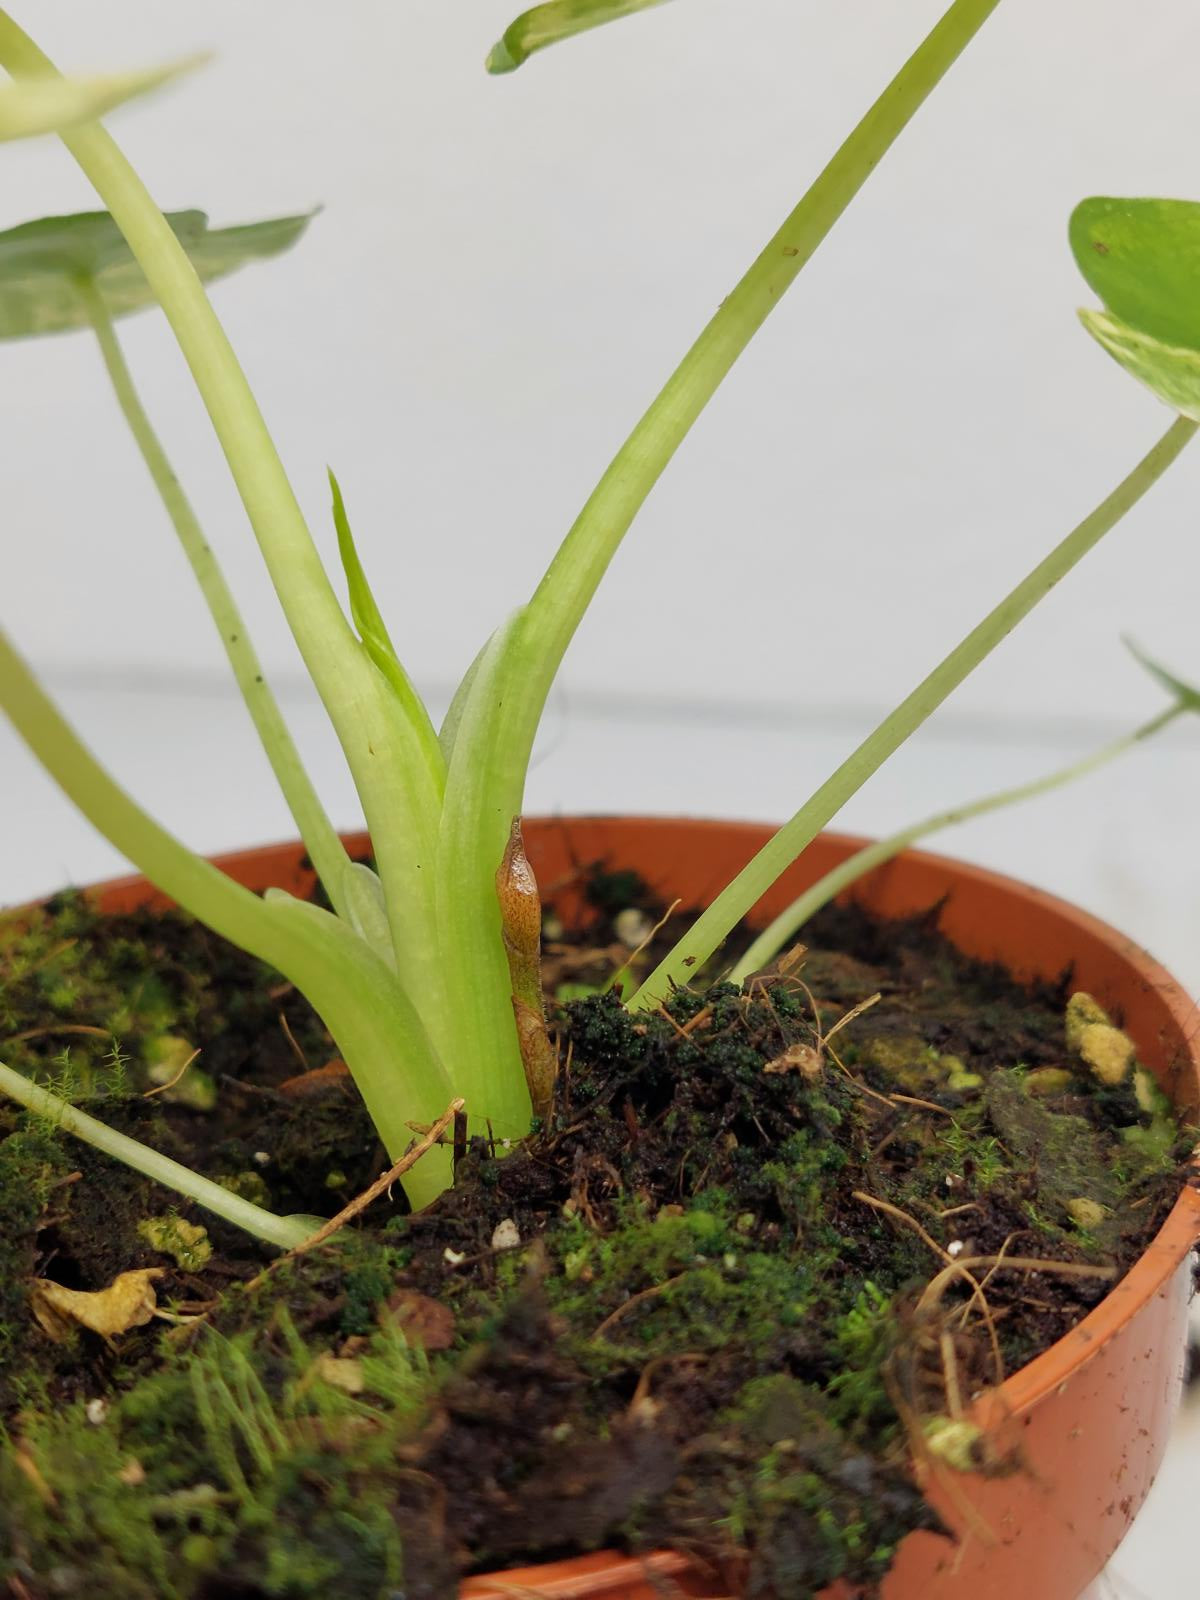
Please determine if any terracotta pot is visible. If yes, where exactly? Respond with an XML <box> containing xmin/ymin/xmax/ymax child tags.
<box><xmin>79</xmin><ymin>817</ymin><xmax>1200</xmax><ymax>1600</ymax></box>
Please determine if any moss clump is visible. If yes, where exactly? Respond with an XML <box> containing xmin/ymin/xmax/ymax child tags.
<box><xmin>137</xmin><ymin>1215</ymin><xmax>212</xmax><ymax>1272</ymax></box>
<box><xmin>543</xmin><ymin>1190</ymin><xmax>843</xmax><ymax>1376</ymax></box>
<box><xmin>0</xmin><ymin>1118</ymin><xmax>71</xmax><ymax>1405</ymax></box>
<box><xmin>662</xmin><ymin>1374</ymin><xmax>935</xmax><ymax>1595</ymax></box>
<box><xmin>0</xmin><ymin>1314</ymin><xmax>451</xmax><ymax>1600</ymax></box>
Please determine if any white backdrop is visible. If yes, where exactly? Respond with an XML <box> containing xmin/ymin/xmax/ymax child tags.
<box><xmin>4</xmin><ymin>0</ymin><xmax>1200</xmax><ymax>714</ymax></box>
<box><xmin>6</xmin><ymin>2</ymin><xmax>1200</xmax><ymax>972</ymax></box>
<box><xmin>2</xmin><ymin>6</ymin><xmax>1200</xmax><ymax>1592</ymax></box>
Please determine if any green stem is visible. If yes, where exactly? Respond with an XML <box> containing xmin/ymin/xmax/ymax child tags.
<box><xmin>0</xmin><ymin>628</ymin><xmax>454</xmax><ymax>1206</ymax></box>
<box><xmin>76</xmin><ymin>274</ymin><xmax>352</xmax><ymax>917</ymax></box>
<box><xmin>728</xmin><ymin>704</ymin><xmax>1184</xmax><ymax>984</ymax></box>
<box><xmin>470</xmin><ymin>0</ymin><xmax>1005</xmax><ymax>826</ymax></box>
<box><xmin>0</xmin><ymin>1061</ymin><xmax>311</xmax><ymax>1249</ymax></box>
<box><xmin>0</xmin><ymin>12</ymin><xmax>448</xmax><ymax>1020</ymax></box>
<box><xmin>630</xmin><ymin>415</ymin><xmax>1198</xmax><ymax>1009</ymax></box>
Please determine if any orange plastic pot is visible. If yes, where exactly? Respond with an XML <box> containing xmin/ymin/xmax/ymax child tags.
<box><xmin>79</xmin><ymin>817</ymin><xmax>1200</xmax><ymax>1600</ymax></box>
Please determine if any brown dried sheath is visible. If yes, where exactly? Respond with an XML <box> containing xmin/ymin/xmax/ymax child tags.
<box><xmin>495</xmin><ymin>817</ymin><xmax>557</xmax><ymax>1120</ymax></box>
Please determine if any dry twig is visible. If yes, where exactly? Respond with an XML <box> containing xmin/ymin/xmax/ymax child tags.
<box><xmin>244</xmin><ymin>1097</ymin><xmax>465</xmax><ymax>1293</ymax></box>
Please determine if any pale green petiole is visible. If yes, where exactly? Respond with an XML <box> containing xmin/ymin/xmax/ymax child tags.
<box><xmin>0</xmin><ymin>1062</ymin><xmax>311</xmax><ymax>1250</ymax></box>
<box><xmin>459</xmin><ymin>0</ymin><xmax>1006</xmax><ymax>842</ymax></box>
<box><xmin>438</xmin><ymin>0</ymin><xmax>1004</xmax><ymax>1121</ymax></box>
<box><xmin>630</xmin><ymin>415</ymin><xmax>1198</xmax><ymax>1009</ymax></box>
<box><xmin>0</xmin><ymin>628</ymin><xmax>455</xmax><ymax>1207</ymax></box>
<box><xmin>75</xmin><ymin>273</ymin><xmax>353</xmax><ymax>919</ymax></box>
<box><xmin>727</xmin><ymin>703</ymin><xmax>1185</xmax><ymax>985</ymax></box>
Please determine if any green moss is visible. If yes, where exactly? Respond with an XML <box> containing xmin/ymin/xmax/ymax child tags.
<box><xmin>676</xmin><ymin>1375</ymin><xmax>927</xmax><ymax>1595</ymax></box>
<box><xmin>340</xmin><ymin>1250</ymin><xmax>397</xmax><ymax>1336</ymax></box>
<box><xmin>0</xmin><ymin>1118</ymin><xmax>71</xmax><ymax>1399</ymax></box>
<box><xmin>137</xmin><ymin>1215</ymin><xmax>212</xmax><ymax>1272</ymax></box>
<box><xmin>826</xmin><ymin>1282</ymin><xmax>899</xmax><ymax>1435</ymax></box>
<box><xmin>0</xmin><ymin>1311</ymin><xmax>440</xmax><ymax>1600</ymax></box>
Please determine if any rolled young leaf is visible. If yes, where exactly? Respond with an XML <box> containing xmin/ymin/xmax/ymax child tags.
<box><xmin>487</xmin><ymin>0</ymin><xmax>676</xmax><ymax>74</ymax></box>
<box><xmin>328</xmin><ymin>468</ymin><xmax>444</xmax><ymax>781</ymax></box>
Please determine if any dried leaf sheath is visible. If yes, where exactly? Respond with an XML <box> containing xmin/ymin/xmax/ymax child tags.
<box><xmin>495</xmin><ymin>818</ymin><xmax>557</xmax><ymax>1120</ymax></box>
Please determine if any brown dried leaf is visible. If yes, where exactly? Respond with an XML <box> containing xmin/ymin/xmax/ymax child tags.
<box><xmin>31</xmin><ymin>1268</ymin><xmax>164</xmax><ymax>1344</ymax></box>
<box><xmin>381</xmin><ymin>1289</ymin><xmax>456</xmax><ymax>1350</ymax></box>
<box><xmin>278</xmin><ymin>1058</ymin><xmax>353</xmax><ymax>1098</ymax></box>
<box><xmin>763</xmin><ymin>1042</ymin><xmax>822</xmax><ymax>1079</ymax></box>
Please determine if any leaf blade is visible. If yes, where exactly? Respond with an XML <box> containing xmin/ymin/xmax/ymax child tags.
<box><xmin>0</xmin><ymin>207</ymin><xmax>314</xmax><ymax>338</ymax></box>
<box><xmin>1070</xmin><ymin>197</ymin><xmax>1200</xmax><ymax>352</ymax></box>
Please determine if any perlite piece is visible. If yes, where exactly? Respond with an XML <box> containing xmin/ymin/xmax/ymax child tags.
<box><xmin>1065</xmin><ymin>992</ymin><xmax>1136</xmax><ymax>1086</ymax></box>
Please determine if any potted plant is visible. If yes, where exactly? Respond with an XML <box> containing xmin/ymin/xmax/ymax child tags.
<box><xmin>1</xmin><ymin>3</ymin><xmax>1199</xmax><ymax>1597</ymax></box>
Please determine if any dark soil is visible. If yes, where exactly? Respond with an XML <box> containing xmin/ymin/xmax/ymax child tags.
<box><xmin>0</xmin><ymin>864</ymin><xmax>1191</xmax><ymax>1600</ymax></box>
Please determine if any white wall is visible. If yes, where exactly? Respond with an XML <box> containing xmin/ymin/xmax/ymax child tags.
<box><xmin>5</xmin><ymin>0</ymin><xmax>1200</xmax><ymax>714</ymax></box>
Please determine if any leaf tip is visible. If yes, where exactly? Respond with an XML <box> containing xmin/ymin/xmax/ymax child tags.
<box><xmin>485</xmin><ymin>38</ymin><xmax>522</xmax><ymax>74</ymax></box>
<box><xmin>1124</xmin><ymin>636</ymin><xmax>1200</xmax><ymax>714</ymax></box>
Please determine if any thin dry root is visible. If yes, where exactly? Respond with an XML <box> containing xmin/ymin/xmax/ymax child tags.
<box><xmin>244</xmin><ymin>1097</ymin><xmax>466</xmax><ymax>1293</ymax></box>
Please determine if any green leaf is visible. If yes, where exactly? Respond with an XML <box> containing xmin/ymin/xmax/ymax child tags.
<box><xmin>1071</xmin><ymin>198</ymin><xmax>1200</xmax><ymax>414</ymax></box>
<box><xmin>1070</xmin><ymin>198</ymin><xmax>1200</xmax><ymax>352</ymax></box>
<box><xmin>328</xmin><ymin>468</ymin><xmax>445</xmax><ymax>779</ymax></box>
<box><xmin>1077</xmin><ymin>308</ymin><xmax>1200</xmax><ymax>422</ymax></box>
<box><xmin>329</xmin><ymin>468</ymin><xmax>403</xmax><ymax>677</ymax></box>
<box><xmin>1124</xmin><ymin>637</ymin><xmax>1200</xmax><ymax>714</ymax></box>
<box><xmin>434</xmin><ymin>609</ymin><xmax>533</xmax><ymax>1137</ymax></box>
<box><xmin>0</xmin><ymin>207</ymin><xmax>314</xmax><ymax>338</ymax></box>
<box><xmin>487</xmin><ymin>0</ymin><xmax>675</xmax><ymax>73</ymax></box>
<box><xmin>438</xmin><ymin>631</ymin><xmax>492</xmax><ymax>762</ymax></box>
<box><xmin>0</xmin><ymin>57</ymin><xmax>201</xmax><ymax>143</ymax></box>
<box><xmin>338</xmin><ymin>861</ymin><xmax>397</xmax><ymax>969</ymax></box>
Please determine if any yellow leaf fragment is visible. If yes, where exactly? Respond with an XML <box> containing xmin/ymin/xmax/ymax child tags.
<box><xmin>312</xmin><ymin>1352</ymin><xmax>365</xmax><ymax>1394</ymax></box>
<box><xmin>763</xmin><ymin>1042</ymin><xmax>821</xmax><ymax>1079</ymax></box>
<box><xmin>31</xmin><ymin>1268</ymin><xmax>164</xmax><ymax>1344</ymax></box>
